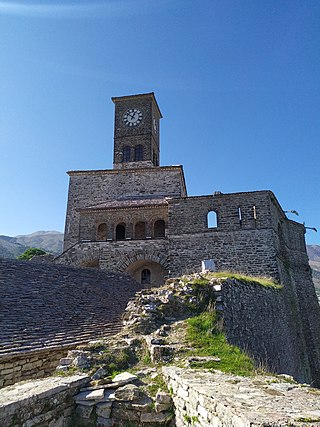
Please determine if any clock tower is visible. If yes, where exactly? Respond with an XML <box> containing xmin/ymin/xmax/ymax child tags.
<box><xmin>112</xmin><ymin>92</ymin><xmax>162</xmax><ymax>169</ymax></box>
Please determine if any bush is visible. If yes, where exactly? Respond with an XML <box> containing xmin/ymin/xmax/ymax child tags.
<box><xmin>17</xmin><ymin>248</ymin><xmax>47</xmax><ymax>260</ymax></box>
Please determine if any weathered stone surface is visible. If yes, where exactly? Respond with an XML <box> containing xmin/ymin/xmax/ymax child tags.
<box><xmin>74</xmin><ymin>388</ymin><xmax>105</xmax><ymax>401</ymax></box>
<box><xmin>112</xmin><ymin>372</ymin><xmax>138</xmax><ymax>385</ymax></box>
<box><xmin>163</xmin><ymin>366</ymin><xmax>320</xmax><ymax>427</ymax></box>
<box><xmin>76</xmin><ymin>404</ymin><xmax>94</xmax><ymax>418</ymax></box>
<box><xmin>114</xmin><ymin>384</ymin><xmax>141</xmax><ymax>401</ymax></box>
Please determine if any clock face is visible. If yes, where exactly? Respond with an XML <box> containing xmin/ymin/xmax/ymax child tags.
<box><xmin>123</xmin><ymin>109</ymin><xmax>143</xmax><ymax>127</ymax></box>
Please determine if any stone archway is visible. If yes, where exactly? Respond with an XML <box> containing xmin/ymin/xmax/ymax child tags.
<box><xmin>125</xmin><ymin>259</ymin><xmax>168</xmax><ymax>287</ymax></box>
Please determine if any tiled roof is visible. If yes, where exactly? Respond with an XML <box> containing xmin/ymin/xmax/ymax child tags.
<box><xmin>0</xmin><ymin>258</ymin><xmax>141</xmax><ymax>356</ymax></box>
<box><xmin>82</xmin><ymin>197</ymin><xmax>168</xmax><ymax>211</ymax></box>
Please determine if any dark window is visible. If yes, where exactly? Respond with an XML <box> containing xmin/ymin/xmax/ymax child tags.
<box><xmin>141</xmin><ymin>269</ymin><xmax>151</xmax><ymax>285</ymax></box>
<box><xmin>122</xmin><ymin>146</ymin><xmax>131</xmax><ymax>162</ymax></box>
<box><xmin>134</xmin><ymin>145</ymin><xmax>143</xmax><ymax>161</ymax></box>
<box><xmin>153</xmin><ymin>152</ymin><xmax>159</xmax><ymax>166</ymax></box>
<box><xmin>154</xmin><ymin>220</ymin><xmax>165</xmax><ymax>238</ymax></box>
<box><xmin>207</xmin><ymin>211</ymin><xmax>218</xmax><ymax>228</ymax></box>
<box><xmin>116</xmin><ymin>223</ymin><xmax>126</xmax><ymax>240</ymax></box>
<box><xmin>97</xmin><ymin>223</ymin><xmax>107</xmax><ymax>241</ymax></box>
<box><xmin>135</xmin><ymin>222</ymin><xmax>146</xmax><ymax>239</ymax></box>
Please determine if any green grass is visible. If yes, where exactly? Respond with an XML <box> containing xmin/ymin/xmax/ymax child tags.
<box><xmin>207</xmin><ymin>271</ymin><xmax>282</xmax><ymax>289</ymax></box>
<box><xmin>186</xmin><ymin>311</ymin><xmax>259</xmax><ymax>376</ymax></box>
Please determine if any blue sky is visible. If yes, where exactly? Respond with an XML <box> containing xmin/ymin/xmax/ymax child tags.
<box><xmin>0</xmin><ymin>0</ymin><xmax>319</xmax><ymax>244</ymax></box>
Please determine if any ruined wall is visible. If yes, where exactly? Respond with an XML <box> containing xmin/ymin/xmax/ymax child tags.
<box><xmin>0</xmin><ymin>347</ymin><xmax>69</xmax><ymax>388</ymax></box>
<box><xmin>64</xmin><ymin>166</ymin><xmax>186</xmax><ymax>250</ymax></box>
<box><xmin>0</xmin><ymin>375</ymin><xmax>89</xmax><ymax>427</ymax></box>
<box><xmin>163</xmin><ymin>367</ymin><xmax>320</xmax><ymax>427</ymax></box>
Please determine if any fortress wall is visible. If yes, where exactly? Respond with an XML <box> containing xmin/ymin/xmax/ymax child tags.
<box><xmin>57</xmin><ymin>239</ymin><xmax>170</xmax><ymax>271</ymax></box>
<box><xmin>220</xmin><ymin>278</ymin><xmax>311</xmax><ymax>382</ymax></box>
<box><xmin>64</xmin><ymin>166</ymin><xmax>185</xmax><ymax>250</ymax></box>
<box><xmin>168</xmin><ymin>229</ymin><xmax>279</xmax><ymax>280</ymax></box>
<box><xmin>167</xmin><ymin>191</ymin><xmax>273</xmax><ymax>235</ymax></box>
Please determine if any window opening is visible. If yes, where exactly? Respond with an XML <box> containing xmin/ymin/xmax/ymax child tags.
<box><xmin>207</xmin><ymin>211</ymin><xmax>218</xmax><ymax>228</ymax></box>
<box><xmin>238</xmin><ymin>207</ymin><xmax>242</xmax><ymax>227</ymax></box>
<box><xmin>116</xmin><ymin>223</ymin><xmax>126</xmax><ymax>240</ymax></box>
<box><xmin>97</xmin><ymin>223</ymin><xmax>107</xmax><ymax>241</ymax></box>
<box><xmin>134</xmin><ymin>145</ymin><xmax>143</xmax><ymax>161</ymax></box>
<box><xmin>253</xmin><ymin>206</ymin><xmax>257</xmax><ymax>220</ymax></box>
<box><xmin>135</xmin><ymin>222</ymin><xmax>146</xmax><ymax>239</ymax></box>
<box><xmin>154</xmin><ymin>220</ymin><xmax>165</xmax><ymax>238</ymax></box>
<box><xmin>141</xmin><ymin>269</ymin><xmax>151</xmax><ymax>285</ymax></box>
<box><xmin>122</xmin><ymin>146</ymin><xmax>131</xmax><ymax>162</ymax></box>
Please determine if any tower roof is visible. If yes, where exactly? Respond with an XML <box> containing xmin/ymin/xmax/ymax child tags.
<box><xmin>111</xmin><ymin>92</ymin><xmax>162</xmax><ymax>118</ymax></box>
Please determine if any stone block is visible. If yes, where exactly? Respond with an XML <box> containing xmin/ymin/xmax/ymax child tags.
<box><xmin>97</xmin><ymin>417</ymin><xmax>112</xmax><ymax>427</ymax></box>
<box><xmin>76</xmin><ymin>404</ymin><xmax>94</xmax><ymax>419</ymax></box>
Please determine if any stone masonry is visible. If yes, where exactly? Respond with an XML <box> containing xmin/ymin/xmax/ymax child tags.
<box><xmin>56</xmin><ymin>92</ymin><xmax>320</xmax><ymax>386</ymax></box>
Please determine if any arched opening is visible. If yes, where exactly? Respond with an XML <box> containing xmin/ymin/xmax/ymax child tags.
<box><xmin>97</xmin><ymin>223</ymin><xmax>107</xmax><ymax>241</ymax></box>
<box><xmin>135</xmin><ymin>221</ymin><xmax>146</xmax><ymax>239</ymax></box>
<box><xmin>125</xmin><ymin>260</ymin><xmax>168</xmax><ymax>288</ymax></box>
<box><xmin>141</xmin><ymin>269</ymin><xmax>151</xmax><ymax>285</ymax></box>
<box><xmin>134</xmin><ymin>144</ymin><xmax>144</xmax><ymax>161</ymax></box>
<box><xmin>207</xmin><ymin>211</ymin><xmax>218</xmax><ymax>228</ymax></box>
<box><xmin>116</xmin><ymin>223</ymin><xmax>126</xmax><ymax>240</ymax></box>
<box><xmin>154</xmin><ymin>220</ymin><xmax>165</xmax><ymax>238</ymax></box>
<box><xmin>122</xmin><ymin>146</ymin><xmax>131</xmax><ymax>162</ymax></box>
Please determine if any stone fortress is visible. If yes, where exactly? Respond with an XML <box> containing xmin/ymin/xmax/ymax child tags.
<box><xmin>55</xmin><ymin>92</ymin><xmax>320</xmax><ymax>386</ymax></box>
<box><xmin>58</xmin><ymin>92</ymin><xmax>308</xmax><ymax>288</ymax></box>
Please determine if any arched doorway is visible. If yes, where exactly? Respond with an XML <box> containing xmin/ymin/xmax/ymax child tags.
<box><xmin>116</xmin><ymin>223</ymin><xmax>126</xmax><ymax>240</ymax></box>
<box><xmin>125</xmin><ymin>260</ymin><xmax>168</xmax><ymax>287</ymax></box>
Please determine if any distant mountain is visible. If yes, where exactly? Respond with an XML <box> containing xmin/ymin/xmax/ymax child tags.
<box><xmin>0</xmin><ymin>231</ymin><xmax>63</xmax><ymax>259</ymax></box>
<box><xmin>307</xmin><ymin>245</ymin><xmax>320</xmax><ymax>262</ymax></box>
<box><xmin>307</xmin><ymin>245</ymin><xmax>320</xmax><ymax>300</ymax></box>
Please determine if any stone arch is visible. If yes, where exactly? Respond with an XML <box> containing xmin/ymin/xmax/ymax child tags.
<box><xmin>154</xmin><ymin>219</ymin><xmax>165</xmax><ymax>238</ymax></box>
<box><xmin>97</xmin><ymin>223</ymin><xmax>107</xmax><ymax>241</ymax></box>
<box><xmin>135</xmin><ymin>221</ymin><xmax>146</xmax><ymax>239</ymax></box>
<box><xmin>126</xmin><ymin>260</ymin><xmax>168</xmax><ymax>287</ymax></box>
<box><xmin>116</xmin><ymin>223</ymin><xmax>126</xmax><ymax>240</ymax></box>
<box><xmin>115</xmin><ymin>248</ymin><xmax>170</xmax><ymax>287</ymax></box>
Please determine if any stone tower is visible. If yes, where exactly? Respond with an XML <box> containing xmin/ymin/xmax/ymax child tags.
<box><xmin>112</xmin><ymin>93</ymin><xmax>162</xmax><ymax>169</ymax></box>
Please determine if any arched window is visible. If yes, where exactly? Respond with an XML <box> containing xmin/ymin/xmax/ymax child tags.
<box><xmin>141</xmin><ymin>269</ymin><xmax>151</xmax><ymax>285</ymax></box>
<box><xmin>207</xmin><ymin>211</ymin><xmax>218</xmax><ymax>228</ymax></box>
<box><xmin>135</xmin><ymin>222</ymin><xmax>146</xmax><ymax>239</ymax></box>
<box><xmin>97</xmin><ymin>223</ymin><xmax>107</xmax><ymax>241</ymax></box>
<box><xmin>154</xmin><ymin>220</ymin><xmax>165</xmax><ymax>238</ymax></box>
<box><xmin>134</xmin><ymin>145</ymin><xmax>143</xmax><ymax>161</ymax></box>
<box><xmin>122</xmin><ymin>146</ymin><xmax>131</xmax><ymax>162</ymax></box>
<box><xmin>116</xmin><ymin>223</ymin><xmax>126</xmax><ymax>240</ymax></box>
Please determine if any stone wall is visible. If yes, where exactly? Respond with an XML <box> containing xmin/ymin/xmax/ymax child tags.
<box><xmin>64</xmin><ymin>166</ymin><xmax>186</xmax><ymax>250</ymax></box>
<box><xmin>0</xmin><ymin>347</ymin><xmax>70</xmax><ymax>388</ymax></box>
<box><xmin>163</xmin><ymin>366</ymin><xmax>320</xmax><ymax>427</ymax></box>
<box><xmin>0</xmin><ymin>374</ymin><xmax>89</xmax><ymax>427</ymax></box>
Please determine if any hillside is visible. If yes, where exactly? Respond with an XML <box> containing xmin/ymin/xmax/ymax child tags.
<box><xmin>307</xmin><ymin>245</ymin><xmax>320</xmax><ymax>298</ymax></box>
<box><xmin>0</xmin><ymin>231</ymin><xmax>63</xmax><ymax>258</ymax></box>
